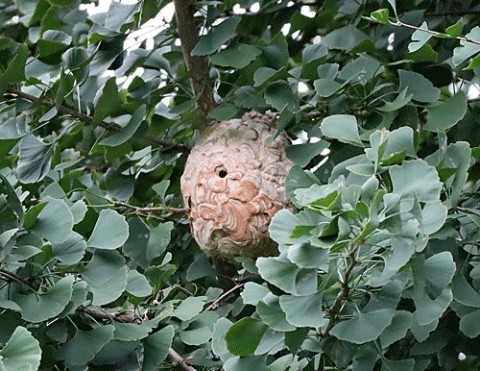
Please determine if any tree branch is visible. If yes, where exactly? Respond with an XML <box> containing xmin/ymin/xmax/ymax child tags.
<box><xmin>321</xmin><ymin>245</ymin><xmax>359</xmax><ymax>337</ymax></box>
<box><xmin>113</xmin><ymin>200</ymin><xmax>186</xmax><ymax>216</ymax></box>
<box><xmin>79</xmin><ymin>306</ymin><xmax>198</xmax><ymax>371</ymax></box>
<box><xmin>173</xmin><ymin>0</ymin><xmax>215</xmax><ymax>116</ymax></box>
<box><xmin>0</xmin><ymin>268</ymin><xmax>37</xmax><ymax>291</ymax></box>
<box><xmin>168</xmin><ymin>348</ymin><xmax>198</xmax><ymax>371</ymax></box>
<box><xmin>391</xmin><ymin>20</ymin><xmax>480</xmax><ymax>46</ymax></box>
<box><xmin>205</xmin><ymin>282</ymin><xmax>245</xmax><ymax>311</ymax></box>
<box><xmin>5</xmin><ymin>87</ymin><xmax>188</xmax><ymax>151</ymax></box>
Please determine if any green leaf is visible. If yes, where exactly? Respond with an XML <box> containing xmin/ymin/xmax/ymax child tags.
<box><xmin>52</xmin><ymin>231</ymin><xmax>87</xmax><ymax>264</ymax></box>
<box><xmin>279</xmin><ymin>291</ymin><xmax>327</xmax><ymax>328</ymax></box>
<box><xmin>87</xmin><ymin>209</ymin><xmax>129</xmax><ymax>249</ymax></box>
<box><xmin>0</xmin><ymin>327</ymin><xmax>41</xmax><ymax>371</ymax></box>
<box><xmin>100</xmin><ymin>105</ymin><xmax>145</xmax><ymax>146</ymax></box>
<box><xmin>172</xmin><ymin>296</ymin><xmax>207</xmax><ymax>321</ymax></box>
<box><xmin>180</xmin><ymin>324</ymin><xmax>212</xmax><ymax>346</ymax></box>
<box><xmin>302</xmin><ymin>43</ymin><xmax>328</xmax><ymax>64</ymax></box>
<box><xmin>445</xmin><ymin>19</ymin><xmax>463</xmax><ymax>38</ymax></box>
<box><xmin>262</xmin><ymin>32</ymin><xmax>289</xmax><ymax>69</ymax></box>
<box><xmin>465</xmin><ymin>53</ymin><xmax>480</xmax><ymax>69</ymax></box>
<box><xmin>14</xmin><ymin>276</ymin><xmax>74</xmax><ymax>323</ymax></box>
<box><xmin>142</xmin><ymin>325</ymin><xmax>175</xmax><ymax>371</ymax></box>
<box><xmin>30</xmin><ymin>197</ymin><xmax>74</xmax><ymax>244</ymax></box>
<box><xmin>370</xmin><ymin>9</ymin><xmax>390</xmax><ymax>25</ymax></box>
<box><xmin>459</xmin><ymin>309</ymin><xmax>480</xmax><ymax>338</ymax></box>
<box><xmin>265</xmin><ymin>80</ymin><xmax>298</xmax><ymax>111</ymax></box>
<box><xmin>408</xmin><ymin>22</ymin><xmax>432</xmax><ymax>53</ymax></box>
<box><xmin>323</xmin><ymin>25</ymin><xmax>369</xmax><ymax>50</ymax></box>
<box><xmin>386</xmin><ymin>0</ymin><xmax>397</xmax><ymax>17</ymax></box>
<box><xmin>314</xmin><ymin>79</ymin><xmax>342</xmax><ymax>97</ymax></box>
<box><xmin>257</xmin><ymin>298</ymin><xmax>295</xmax><ymax>332</ymax></box>
<box><xmin>62</xmin><ymin>47</ymin><xmax>90</xmax><ymax>81</ymax></box>
<box><xmin>0</xmin><ymin>299</ymin><xmax>21</xmax><ymax>312</ymax></box>
<box><xmin>389</xmin><ymin>160</ymin><xmax>442</xmax><ymax>203</ymax></box>
<box><xmin>224</xmin><ymin>355</ymin><xmax>269</xmax><ymax>371</ymax></box>
<box><xmin>424</xmin><ymin>252</ymin><xmax>455</xmax><ymax>298</ymax></box>
<box><xmin>17</xmin><ymin>134</ymin><xmax>54</xmax><ymax>184</ymax></box>
<box><xmin>453</xmin><ymin>26</ymin><xmax>480</xmax><ymax>66</ymax></box>
<box><xmin>286</xmin><ymin>140</ymin><xmax>329</xmax><ymax>167</ymax></box>
<box><xmin>330</xmin><ymin>309</ymin><xmax>395</xmax><ymax>344</ymax></box>
<box><xmin>47</xmin><ymin>0</ymin><xmax>76</xmax><ymax>7</ymax></box>
<box><xmin>225</xmin><ymin>317</ymin><xmax>268</xmax><ymax>356</ymax></box>
<box><xmin>146</xmin><ymin>221</ymin><xmax>173</xmax><ymax>260</ymax></box>
<box><xmin>0</xmin><ymin>174</ymin><xmax>24</xmax><ymax>225</ymax></box>
<box><xmin>424</xmin><ymin>91</ymin><xmax>467</xmax><ymax>131</ymax></box>
<box><xmin>253</xmin><ymin>67</ymin><xmax>287</xmax><ymax>87</ymax></box>
<box><xmin>105</xmin><ymin>1</ymin><xmax>140</xmax><ymax>31</ymax></box>
<box><xmin>320</xmin><ymin>114</ymin><xmax>363</xmax><ymax>146</ymax></box>
<box><xmin>379</xmin><ymin>311</ymin><xmax>413</xmax><ymax>348</ymax></box>
<box><xmin>55</xmin><ymin>325</ymin><xmax>115</xmax><ymax>366</ymax></box>
<box><xmin>113</xmin><ymin>322</ymin><xmax>153</xmax><ymax>341</ymax></box>
<box><xmin>212</xmin><ymin>318</ymin><xmax>234</xmax><ymax>362</ymax></box>
<box><xmin>452</xmin><ymin>274</ymin><xmax>480</xmax><ymax>307</ymax></box>
<box><xmin>257</xmin><ymin>256</ymin><xmax>317</xmax><ymax>295</ymax></box>
<box><xmin>93</xmin><ymin>77</ymin><xmax>123</xmax><ymax>123</ymax></box>
<box><xmin>241</xmin><ymin>282</ymin><xmax>269</xmax><ymax>306</ymax></box>
<box><xmin>0</xmin><ymin>44</ymin><xmax>28</xmax><ymax>85</ymax></box>
<box><xmin>82</xmin><ymin>250</ymin><xmax>128</xmax><ymax>305</ymax></box>
<box><xmin>37</xmin><ymin>30</ymin><xmax>71</xmax><ymax>61</ymax></box>
<box><xmin>123</xmin><ymin>216</ymin><xmax>150</xmax><ymax>267</ymax></box>
<box><xmin>210</xmin><ymin>43</ymin><xmax>262</xmax><ymax>68</ymax></box>
<box><xmin>287</xmin><ymin>242</ymin><xmax>329</xmax><ymax>269</ymax></box>
<box><xmin>377</xmin><ymin>87</ymin><xmax>412</xmax><ymax>112</ymax></box>
<box><xmin>420</xmin><ymin>201</ymin><xmax>448</xmax><ymax>235</ymax></box>
<box><xmin>126</xmin><ymin>270</ymin><xmax>152</xmax><ymax>297</ymax></box>
<box><xmin>398</xmin><ymin>70</ymin><xmax>440</xmax><ymax>103</ymax></box>
<box><xmin>414</xmin><ymin>288</ymin><xmax>452</xmax><ymax>326</ymax></box>
<box><xmin>0</xmin><ymin>116</ymin><xmax>28</xmax><ymax>140</ymax></box>
<box><xmin>381</xmin><ymin>358</ymin><xmax>415</xmax><ymax>371</ymax></box>
<box><xmin>192</xmin><ymin>16</ymin><xmax>241</xmax><ymax>56</ymax></box>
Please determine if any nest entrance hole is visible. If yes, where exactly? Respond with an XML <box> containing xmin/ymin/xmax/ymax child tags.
<box><xmin>218</xmin><ymin>170</ymin><xmax>228</xmax><ymax>178</ymax></box>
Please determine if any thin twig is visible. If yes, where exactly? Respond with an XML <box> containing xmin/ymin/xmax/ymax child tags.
<box><xmin>173</xmin><ymin>0</ymin><xmax>215</xmax><ymax>116</ymax></box>
<box><xmin>113</xmin><ymin>200</ymin><xmax>186</xmax><ymax>215</ymax></box>
<box><xmin>0</xmin><ymin>268</ymin><xmax>37</xmax><ymax>291</ymax></box>
<box><xmin>5</xmin><ymin>87</ymin><xmax>187</xmax><ymax>150</ymax></box>
<box><xmin>321</xmin><ymin>245</ymin><xmax>359</xmax><ymax>337</ymax></box>
<box><xmin>79</xmin><ymin>306</ymin><xmax>198</xmax><ymax>371</ymax></box>
<box><xmin>391</xmin><ymin>20</ymin><xmax>480</xmax><ymax>46</ymax></box>
<box><xmin>205</xmin><ymin>282</ymin><xmax>245</xmax><ymax>311</ymax></box>
<box><xmin>167</xmin><ymin>347</ymin><xmax>198</xmax><ymax>371</ymax></box>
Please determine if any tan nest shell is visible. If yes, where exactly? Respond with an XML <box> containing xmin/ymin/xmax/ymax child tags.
<box><xmin>181</xmin><ymin>111</ymin><xmax>293</xmax><ymax>259</ymax></box>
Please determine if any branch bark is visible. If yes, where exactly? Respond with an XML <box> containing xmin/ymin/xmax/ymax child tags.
<box><xmin>79</xmin><ymin>306</ymin><xmax>198</xmax><ymax>371</ymax></box>
<box><xmin>173</xmin><ymin>0</ymin><xmax>215</xmax><ymax>116</ymax></box>
<box><xmin>5</xmin><ymin>87</ymin><xmax>187</xmax><ymax>151</ymax></box>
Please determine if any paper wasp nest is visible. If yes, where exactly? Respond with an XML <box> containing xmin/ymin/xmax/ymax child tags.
<box><xmin>181</xmin><ymin>112</ymin><xmax>293</xmax><ymax>260</ymax></box>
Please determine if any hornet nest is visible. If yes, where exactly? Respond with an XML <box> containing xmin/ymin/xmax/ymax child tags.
<box><xmin>180</xmin><ymin>111</ymin><xmax>293</xmax><ymax>260</ymax></box>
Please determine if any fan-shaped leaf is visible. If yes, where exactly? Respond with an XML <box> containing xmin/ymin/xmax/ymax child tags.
<box><xmin>14</xmin><ymin>276</ymin><xmax>74</xmax><ymax>323</ymax></box>
<box><xmin>0</xmin><ymin>327</ymin><xmax>41</xmax><ymax>371</ymax></box>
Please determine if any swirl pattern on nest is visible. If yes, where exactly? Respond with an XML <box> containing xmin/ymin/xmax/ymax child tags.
<box><xmin>181</xmin><ymin>111</ymin><xmax>293</xmax><ymax>259</ymax></box>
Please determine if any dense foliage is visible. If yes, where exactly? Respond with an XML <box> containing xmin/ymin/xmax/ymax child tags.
<box><xmin>1</xmin><ymin>0</ymin><xmax>480</xmax><ymax>370</ymax></box>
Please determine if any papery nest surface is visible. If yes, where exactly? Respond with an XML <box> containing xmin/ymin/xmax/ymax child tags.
<box><xmin>180</xmin><ymin>111</ymin><xmax>293</xmax><ymax>260</ymax></box>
